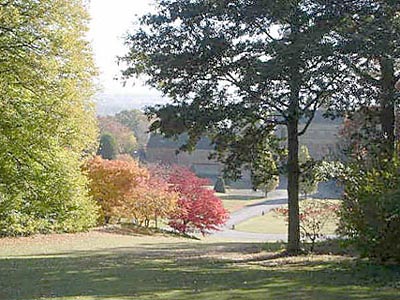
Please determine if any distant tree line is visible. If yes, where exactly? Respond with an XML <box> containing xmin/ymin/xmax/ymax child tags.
<box><xmin>97</xmin><ymin>109</ymin><xmax>150</xmax><ymax>160</ymax></box>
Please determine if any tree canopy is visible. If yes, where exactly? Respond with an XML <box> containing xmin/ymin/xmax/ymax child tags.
<box><xmin>335</xmin><ymin>1</ymin><xmax>400</xmax><ymax>157</ymax></box>
<box><xmin>0</xmin><ymin>0</ymin><xmax>99</xmax><ymax>235</ymax></box>
<box><xmin>98</xmin><ymin>116</ymin><xmax>138</xmax><ymax>155</ymax></box>
<box><xmin>115</xmin><ymin>109</ymin><xmax>151</xmax><ymax>150</ymax></box>
<box><xmin>122</xmin><ymin>0</ymin><xmax>352</xmax><ymax>252</ymax></box>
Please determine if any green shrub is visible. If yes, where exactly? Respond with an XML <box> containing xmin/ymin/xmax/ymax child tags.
<box><xmin>263</xmin><ymin>175</ymin><xmax>279</xmax><ymax>197</ymax></box>
<box><xmin>339</xmin><ymin>159</ymin><xmax>400</xmax><ymax>262</ymax></box>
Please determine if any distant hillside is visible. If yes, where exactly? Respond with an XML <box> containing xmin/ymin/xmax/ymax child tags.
<box><xmin>95</xmin><ymin>93</ymin><xmax>166</xmax><ymax>116</ymax></box>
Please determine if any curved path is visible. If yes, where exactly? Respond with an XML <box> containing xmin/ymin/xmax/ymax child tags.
<box><xmin>213</xmin><ymin>189</ymin><xmax>289</xmax><ymax>241</ymax></box>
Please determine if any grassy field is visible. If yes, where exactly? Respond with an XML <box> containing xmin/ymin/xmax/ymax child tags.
<box><xmin>217</xmin><ymin>191</ymin><xmax>267</xmax><ymax>213</ymax></box>
<box><xmin>236</xmin><ymin>200</ymin><xmax>340</xmax><ymax>235</ymax></box>
<box><xmin>0</xmin><ymin>229</ymin><xmax>399</xmax><ymax>300</ymax></box>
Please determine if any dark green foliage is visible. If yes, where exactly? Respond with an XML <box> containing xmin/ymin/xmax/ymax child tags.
<box><xmin>331</xmin><ymin>1</ymin><xmax>400</xmax><ymax>158</ymax></box>
<box><xmin>98</xmin><ymin>134</ymin><xmax>118</xmax><ymax>160</ymax></box>
<box><xmin>339</xmin><ymin>158</ymin><xmax>400</xmax><ymax>263</ymax></box>
<box><xmin>121</xmin><ymin>0</ymin><xmax>358</xmax><ymax>252</ymax></box>
<box><xmin>298</xmin><ymin>146</ymin><xmax>319</xmax><ymax>198</ymax></box>
<box><xmin>214</xmin><ymin>176</ymin><xmax>226</xmax><ymax>193</ymax></box>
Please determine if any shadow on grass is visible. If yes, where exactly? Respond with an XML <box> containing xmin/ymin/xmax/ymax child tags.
<box><xmin>244</xmin><ymin>198</ymin><xmax>287</xmax><ymax>208</ymax></box>
<box><xmin>96</xmin><ymin>225</ymin><xmax>200</xmax><ymax>240</ymax></box>
<box><xmin>1</xmin><ymin>241</ymin><xmax>399</xmax><ymax>300</ymax></box>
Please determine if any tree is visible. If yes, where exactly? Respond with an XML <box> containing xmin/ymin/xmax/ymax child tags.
<box><xmin>263</xmin><ymin>176</ymin><xmax>280</xmax><ymax>198</ymax></box>
<box><xmin>212</xmin><ymin>123</ymin><xmax>284</xmax><ymax>197</ymax></box>
<box><xmin>98</xmin><ymin>116</ymin><xmax>137</xmax><ymax>155</ymax></box>
<box><xmin>298</xmin><ymin>146</ymin><xmax>319</xmax><ymax>199</ymax></box>
<box><xmin>126</xmin><ymin>175</ymin><xmax>178</xmax><ymax>228</ymax></box>
<box><xmin>273</xmin><ymin>200</ymin><xmax>340</xmax><ymax>252</ymax></box>
<box><xmin>85</xmin><ymin>156</ymin><xmax>178</xmax><ymax>226</ymax></box>
<box><xmin>115</xmin><ymin>109</ymin><xmax>151</xmax><ymax>150</ymax></box>
<box><xmin>0</xmin><ymin>0</ymin><xmax>99</xmax><ymax>235</ymax></box>
<box><xmin>167</xmin><ymin>166</ymin><xmax>228</xmax><ymax>235</ymax></box>
<box><xmin>250</xmin><ymin>145</ymin><xmax>281</xmax><ymax>198</ymax></box>
<box><xmin>334</xmin><ymin>1</ymin><xmax>400</xmax><ymax>158</ymax></box>
<box><xmin>122</xmin><ymin>1</ymin><xmax>348</xmax><ymax>252</ymax></box>
<box><xmin>84</xmin><ymin>156</ymin><xmax>148</xmax><ymax>223</ymax></box>
<box><xmin>213</xmin><ymin>176</ymin><xmax>226</xmax><ymax>193</ymax></box>
<box><xmin>98</xmin><ymin>133</ymin><xmax>118</xmax><ymax>160</ymax></box>
<box><xmin>337</xmin><ymin>107</ymin><xmax>387</xmax><ymax>160</ymax></box>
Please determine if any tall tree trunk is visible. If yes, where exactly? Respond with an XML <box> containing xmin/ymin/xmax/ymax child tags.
<box><xmin>379</xmin><ymin>57</ymin><xmax>395</xmax><ymax>158</ymax></box>
<box><xmin>286</xmin><ymin>27</ymin><xmax>302</xmax><ymax>252</ymax></box>
<box><xmin>287</xmin><ymin>117</ymin><xmax>301</xmax><ymax>253</ymax></box>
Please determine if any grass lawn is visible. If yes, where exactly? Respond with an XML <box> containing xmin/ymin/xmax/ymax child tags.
<box><xmin>217</xmin><ymin>191</ymin><xmax>267</xmax><ymax>213</ymax></box>
<box><xmin>0</xmin><ymin>228</ymin><xmax>399</xmax><ymax>300</ymax></box>
<box><xmin>236</xmin><ymin>200</ymin><xmax>340</xmax><ymax>235</ymax></box>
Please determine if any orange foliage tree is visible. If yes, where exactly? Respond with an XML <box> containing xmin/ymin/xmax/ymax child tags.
<box><xmin>84</xmin><ymin>156</ymin><xmax>177</xmax><ymax>226</ymax></box>
<box><xmin>84</xmin><ymin>156</ymin><xmax>147</xmax><ymax>223</ymax></box>
<box><xmin>125</xmin><ymin>175</ymin><xmax>178</xmax><ymax>227</ymax></box>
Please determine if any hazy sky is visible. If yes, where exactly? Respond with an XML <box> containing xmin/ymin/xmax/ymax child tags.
<box><xmin>88</xmin><ymin>0</ymin><xmax>159</xmax><ymax>96</ymax></box>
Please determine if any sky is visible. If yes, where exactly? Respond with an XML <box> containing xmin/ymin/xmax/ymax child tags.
<box><xmin>88</xmin><ymin>0</ymin><xmax>159</xmax><ymax>97</ymax></box>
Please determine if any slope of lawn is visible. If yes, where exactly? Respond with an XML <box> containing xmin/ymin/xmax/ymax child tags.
<box><xmin>236</xmin><ymin>200</ymin><xmax>340</xmax><ymax>235</ymax></box>
<box><xmin>217</xmin><ymin>190</ymin><xmax>268</xmax><ymax>213</ymax></box>
<box><xmin>1</xmin><ymin>228</ymin><xmax>399</xmax><ymax>300</ymax></box>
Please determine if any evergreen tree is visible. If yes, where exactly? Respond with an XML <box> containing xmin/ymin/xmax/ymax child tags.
<box><xmin>298</xmin><ymin>146</ymin><xmax>318</xmax><ymax>199</ymax></box>
<box><xmin>98</xmin><ymin>134</ymin><xmax>118</xmax><ymax>160</ymax></box>
<box><xmin>214</xmin><ymin>176</ymin><xmax>227</xmax><ymax>194</ymax></box>
<box><xmin>122</xmin><ymin>0</ymin><xmax>349</xmax><ymax>252</ymax></box>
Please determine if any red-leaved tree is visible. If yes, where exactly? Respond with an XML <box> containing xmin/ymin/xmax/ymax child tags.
<box><xmin>165</xmin><ymin>166</ymin><xmax>229</xmax><ymax>235</ymax></box>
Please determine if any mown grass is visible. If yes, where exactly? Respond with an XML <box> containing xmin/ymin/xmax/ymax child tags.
<box><xmin>0</xmin><ymin>231</ymin><xmax>399</xmax><ymax>300</ymax></box>
<box><xmin>217</xmin><ymin>191</ymin><xmax>267</xmax><ymax>213</ymax></box>
<box><xmin>236</xmin><ymin>199</ymin><xmax>340</xmax><ymax>235</ymax></box>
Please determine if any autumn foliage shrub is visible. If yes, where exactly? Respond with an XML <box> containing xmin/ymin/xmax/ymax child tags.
<box><xmin>85</xmin><ymin>158</ymin><xmax>227</xmax><ymax>234</ymax></box>
<box><xmin>124</xmin><ymin>174</ymin><xmax>178</xmax><ymax>228</ymax></box>
<box><xmin>84</xmin><ymin>156</ymin><xmax>177</xmax><ymax>226</ymax></box>
<box><xmin>165</xmin><ymin>166</ymin><xmax>229</xmax><ymax>235</ymax></box>
<box><xmin>84</xmin><ymin>156</ymin><xmax>147</xmax><ymax>223</ymax></box>
<box><xmin>273</xmin><ymin>200</ymin><xmax>340</xmax><ymax>251</ymax></box>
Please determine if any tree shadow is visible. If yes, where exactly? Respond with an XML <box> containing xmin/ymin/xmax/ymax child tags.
<box><xmin>0</xmin><ymin>241</ymin><xmax>399</xmax><ymax>300</ymax></box>
<box><xmin>244</xmin><ymin>198</ymin><xmax>288</xmax><ymax>208</ymax></box>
